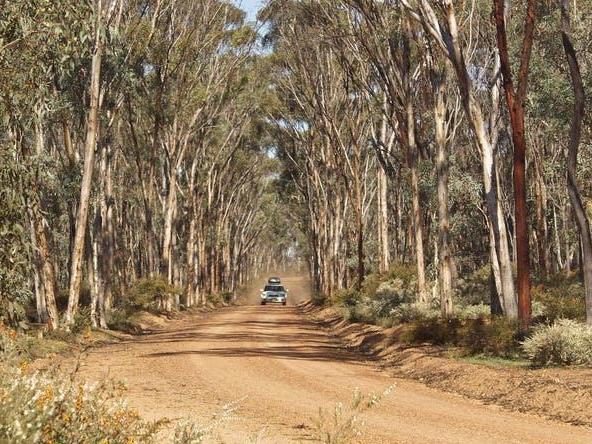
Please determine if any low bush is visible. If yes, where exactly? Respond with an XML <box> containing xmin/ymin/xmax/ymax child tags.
<box><xmin>71</xmin><ymin>306</ymin><xmax>93</xmax><ymax>335</ymax></box>
<box><xmin>401</xmin><ymin>315</ymin><xmax>522</xmax><ymax>357</ymax></box>
<box><xmin>0</xmin><ymin>326</ymin><xmax>161</xmax><ymax>443</ymax></box>
<box><xmin>390</xmin><ymin>302</ymin><xmax>439</xmax><ymax>323</ymax></box>
<box><xmin>454</xmin><ymin>303</ymin><xmax>491</xmax><ymax>320</ymax></box>
<box><xmin>0</xmin><ymin>368</ymin><xmax>163</xmax><ymax>444</ymax></box>
<box><xmin>453</xmin><ymin>265</ymin><xmax>491</xmax><ymax>306</ymax></box>
<box><xmin>385</xmin><ymin>263</ymin><xmax>417</xmax><ymax>288</ymax></box>
<box><xmin>107</xmin><ymin>309</ymin><xmax>142</xmax><ymax>334</ymax></box>
<box><xmin>123</xmin><ymin>277</ymin><xmax>182</xmax><ymax>311</ymax></box>
<box><xmin>0</xmin><ymin>326</ymin><xmax>232</xmax><ymax>444</ymax></box>
<box><xmin>340</xmin><ymin>302</ymin><xmax>376</xmax><ymax>324</ymax></box>
<box><xmin>311</xmin><ymin>293</ymin><xmax>327</xmax><ymax>306</ymax></box>
<box><xmin>522</xmin><ymin>319</ymin><xmax>592</xmax><ymax>366</ymax></box>
<box><xmin>220</xmin><ymin>291</ymin><xmax>234</xmax><ymax>304</ymax></box>
<box><xmin>402</xmin><ymin>317</ymin><xmax>463</xmax><ymax>345</ymax></box>
<box><xmin>460</xmin><ymin>317</ymin><xmax>521</xmax><ymax>358</ymax></box>
<box><xmin>531</xmin><ymin>282</ymin><xmax>585</xmax><ymax>322</ymax></box>
<box><xmin>330</xmin><ymin>288</ymin><xmax>363</xmax><ymax>307</ymax></box>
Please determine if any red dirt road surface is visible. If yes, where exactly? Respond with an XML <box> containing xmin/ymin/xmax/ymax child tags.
<box><xmin>73</xmin><ymin>275</ymin><xmax>592</xmax><ymax>443</ymax></box>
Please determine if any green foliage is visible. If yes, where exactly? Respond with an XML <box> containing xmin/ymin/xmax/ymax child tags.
<box><xmin>402</xmin><ymin>317</ymin><xmax>463</xmax><ymax>346</ymax></box>
<box><xmin>454</xmin><ymin>303</ymin><xmax>491</xmax><ymax>320</ymax></box>
<box><xmin>221</xmin><ymin>291</ymin><xmax>234</xmax><ymax>304</ymax></box>
<box><xmin>460</xmin><ymin>317</ymin><xmax>521</xmax><ymax>358</ymax></box>
<box><xmin>311</xmin><ymin>293</ymin><xmax>327</xmax><ymax>306</ymax></box>
<box><xmin>522</xmin><ymin>319</ymin><xmax>592</xmax><ymax>367</ymax></box>
<box><xmin>402</xmin><ymin>316</ymin><xmax>522</xmax><ymax>358</ymax></box>
<box><xmin>123</xmin><ymin>277</ymin><xmax>181</xmax><ymax>311</ymax></box>
<box><xmin>71</xmin><ymin>307</ymin><xmax>92</xmax><ymax>335</ymax></box>
<box><xmin>0</xmin><ymin>327</ymin><xmax>235</xmax><ymax>443</ymax></box>
<box><xmin>391</xmin><ymin>302</ymin><xmax>439</xmax><ymax>323</ymax></box>
<box><xmin>0</xmin><ymin>326</ymin><xmax>161</xmax><ymax>443</ymax></box>
<box><xmin>454</xmin><ymin>266</ymin><xmax>492</xmax><ymax>306</ymax></box>
<box><xmin>107</xmin><ymin>309</ymin><xmax>142</xmax><ymax>334</ymax></box>
<box><xmin>331</xmin><ymin>288</ymin><xmax>363</xmax><ymax>307</ymax></box>
<box><xmin>0</xmin><ymin>147</ymin><xmax>32</xmax><ymax>327</ymax></box>
<box><xmin>385</xmin><ymin>263</ymin><xmax>418</xmax><ymax>288</ymax></box>
<box><xmin>531</xmin><ymin>277</ymin><xmax>586</xmax><ymax>322</ymax></box>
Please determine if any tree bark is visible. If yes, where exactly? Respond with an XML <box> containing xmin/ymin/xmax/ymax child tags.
<box><xmin>559</xmin><ymin>0</ymin><xmax>592</xmax><ymax>325</ymax></box>
<box><xmin>493</xmin><ymin>0</ymin><xmax>536</xmax><ymax>329</ymax></box>
<box><xmin>65</xmin><ymin>22</ymin><xmax>103</xmax><ymax>326</ymax></box>
<box><xmin>433</xmin><ymin>68</ymin><xmax>453</xmax><ymax>316</ymax></box>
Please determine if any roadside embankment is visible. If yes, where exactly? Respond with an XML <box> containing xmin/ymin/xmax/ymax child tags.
<box><xmin>299</xmin><ymin>300</ymin><xmax>592</xmax><ymax>427</ymax></box>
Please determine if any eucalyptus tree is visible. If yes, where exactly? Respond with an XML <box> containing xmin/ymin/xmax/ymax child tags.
<box><xmin>263</xmin><ymin>1</ymin><xmax>376</xmax><ymax>294</ymax></box>
<box><xmin>401</xmin><ymin>0</ymin><xmax>518</xmax><ymax>318</ymax></box>
<box><xmin>557</xmin><ymin>0</ymin><xmax>592</xmax><ymax>324</ymax></box>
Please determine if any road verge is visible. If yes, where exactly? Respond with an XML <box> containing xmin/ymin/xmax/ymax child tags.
<box><xmin>299</xmin><ymin>300</ymin><xmax>592</xmax><ymax>428</ymax></box>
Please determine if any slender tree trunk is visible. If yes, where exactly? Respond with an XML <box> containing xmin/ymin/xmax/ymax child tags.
<box><xmin>29</xmin><ymin>211</ymin><xmax>48</xmax><ymax>324</ymax></box>
<box><xmin>534</xmin><ymin>150</ymin><xmax>549</xmax><ymax>276</ymax></box>
<box><xmin>31</xmin><ymin>206</ymin><xmax>60</xmax><ymax>330</ymax></box>
<box><xmin>560</xmin><ymin>0</ymin><xmax>592</xmax><ymax>325</ymax></box>
<box><xmin>65</xmin><ymin>28</ymin><xmax>103</xmax><ymax>326</ymax></box>
<box><xmin>377</xmin><ymin>113</ymin><xmax>390</xmax><ymax>274</ymax></box>
<box><xmin>28</xmin><ymin>114</ymin><xmax>60</xmax><ymax>330</ymax></box>
<box><xmin>434</xmin><ymin>70</ymin><xmax>453</xmax><ymax>316</ymax></box>
<box><xmin>493</xmin><ymin>0</ymin><xmax>536</xmax><ymax>329</ymax></box>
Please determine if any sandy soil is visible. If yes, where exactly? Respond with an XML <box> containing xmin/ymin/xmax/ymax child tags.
<box><xmin>70</xmin><ymin>274</ymin><xmax>592</xmax><ymax>443</ymax></box>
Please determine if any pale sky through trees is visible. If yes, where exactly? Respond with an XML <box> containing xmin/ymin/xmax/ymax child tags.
<box><xmin>235</xmin><ymin>0</ymin><xmax>262</xmax><ymax>20</ymax></box>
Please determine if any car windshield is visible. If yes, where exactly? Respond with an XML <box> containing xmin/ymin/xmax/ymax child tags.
<box><xmin>264</xmin><ymin>285</ymin><xmax>284</xmax><ymax>292</ymax></box>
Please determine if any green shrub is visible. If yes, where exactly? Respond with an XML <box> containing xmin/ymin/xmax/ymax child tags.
<box><xmin>107</xmin><ymin>309</ymin><xmax>142</xmax><ymax>334</ymax></box>
<box><xmin>454</xmin><ymin>265</ymin><xmax>492</xmax><ymax>306</ymax></box>
<box><xmin>390</xmin><ymin>302</ymin><xmax>439</xmax><ymax>323</ymax></box>
<box><xmin>401</xmin><ymin>315</ymin><xmax>521</xmax><ymax>358</ymax></box>
<box><xmin>331</xmin><ymin>288</ymin><xmax>363</xmax><ymax>307</ymax></box>
<box><xmin>344</xmin><ymin>303</ymin><xmax>376</xmax><ymax>324</ymax></box>
<box><xmin>221</xmin><ymin>291</ymin><xmax>234</xmax><ymax>304</ymax></box>
<box><xmin>531</xmin><ymin>283</ymin><xmax>585</xmax><ymax>322</ymax></box>
<box><xmin>0</xmin><ymin>368</ymin><xmax>163</xmax><ymax>444</ymax></box>
<box><xmin>361</xmin><ymin>272</ymin><xmax>384</xmax><ymax>299</ymax></box>
<box><xmin>0</xmin><ymin>327</ymin><xmax>161</xmax><ymax>443</ymax></box>
<box><xmin>455</xmin><ymin>303</ymin><xmax>491</xmax><ymax>320</ymax></box>
<box><xmin>207</xmin><ymin>293</ymin><xmax>222</xmax><ymax>306</ymax></box>
<box><xmin>522</xmin><ymin>319</ymin><xmax>592</xmax><ymax>366</ymax></box>
<box><xmin>460</xmin><ymin>317</ymin><xmax>521</xmax><ymax>358</ymax></box>
<box><xmin>71</xmin><ymin>306</ymin><xmax>92</xmax><ymax>335</ymax></box>
<box><xmin>385</xmin><ymin>263</ymin><xmax>417</xmax><ymax>287</ymax></box>
<box><xmin>123</xmin><ymin>277</ymin><xmax>181</xmax><ymax>310</ymax></box>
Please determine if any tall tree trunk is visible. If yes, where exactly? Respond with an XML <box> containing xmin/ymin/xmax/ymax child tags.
<box><xmin>434</xmin><ymin>70</ymin><xmax>453</xmax><ymax>316</ymax></box>
<box><xmin>493</xmin><ymin>0</ymin><xmax>536</xmax><ymax>330</ymax></box>
<box><xmin>28</xmin><ymin>113</ymin><xmax>60</xmax><ymax>330</ymax></box>
<box><xmin>407</xmin><ymin>101</ymin><xmax>427</xmax><ymax>302</ymax></box>
<box><xmin>377</xmin><ymin>110</ymin><xmax>391</xmax><ymax>274</ymax></box>
<box><xmin>65</xmin><ymin>26</ymin><xmax>103</xmax><ymax>326</ymax></box>
<box><xmin>98</xmin><ymin>142</ymin><xmax>113</xmax><ymax>328</ymax></box>
<box><xmin>559</xmin><ymin>0</ymin><xmax>592</xmax><ymax>325</ymax></box>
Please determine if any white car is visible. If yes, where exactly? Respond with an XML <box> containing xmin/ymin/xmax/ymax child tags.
<box><xmin>261</xmin><ymin>284</ymin><xmax>287</xmax><ymax>305</ymax></box>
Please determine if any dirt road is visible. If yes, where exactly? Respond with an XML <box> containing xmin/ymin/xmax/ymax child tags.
<box><xmin>75</xmin><ymin>275</ymin><xmax>592</xmax><ymax>443</ymax></box>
